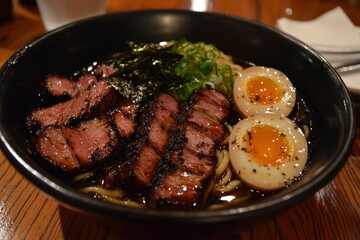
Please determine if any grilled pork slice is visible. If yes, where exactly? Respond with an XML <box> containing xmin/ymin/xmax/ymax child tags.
<box><xmin>94</xmin><ymin>63</ymin><xmax>116</xmax><ymax>78</ymax></box>
<box><xmin>34</xmin><ymin>102</ymin><xmax>137</xmax><ymax>171</ymax></box>
<box><xmin>149</xmin><ymin>89</ymin><xmax>230</xmax><ymax>209</ymax></box>
<box><xmin>45</xmin><ymin>63</ymin><xmax>116</xmax><ymax>98</ymax></box>
<box><xmin>103</xmin><ymin>93</ymin><xmax>179</xmax><ymax>190</ymax></box>
<box><xmin>192</xmin><ymin>89</ymin><xmax>230</xmax><ymax>121</ymax></box>
<box><xmin>45</xmin><ymin>74</ymin><xmax>97</xmax><ymax>98</ymax></box>
<box><xmin>35</xmin><ymin>116</ymin><xmax>118</xmax><ymax>171</ymax></box>
<box><xmin>112</xmin><ymin>111</ymin><xmax>136</xmax><ymax>139</ymax></box>
<box><xmin>150</xmin><ymin>169</ymin><xmax>206</xmax><ymax>208</ymax></box>
<box><xmin>111</xmin><ymin>98</ymin><xmax>138</xmax><ymax>139</ymax></box>
<box><xmin>28</xmin><ymin>80</ymin><xmax>121</xmax><ymax>129</ymax></box>
<box><xmin>184</xmin><ymin>125</ymin><xmax>215</xmax><ymax>156</ymax></box>
<box><xmin>35</xmin><ymin>126</ymin><xmax>80</xmax><ymax>170</ymax></box>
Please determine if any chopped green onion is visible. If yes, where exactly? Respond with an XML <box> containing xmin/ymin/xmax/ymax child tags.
<box><xmin>170</xmin><ymin>39</ymin><xmax>239</xmax><ymax>101</ymax></box>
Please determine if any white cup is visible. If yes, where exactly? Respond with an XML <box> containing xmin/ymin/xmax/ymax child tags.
<box><xmin>36</xmin><ymin>0</ymin><xmax>106</xmax><ymax>31</ymax></box>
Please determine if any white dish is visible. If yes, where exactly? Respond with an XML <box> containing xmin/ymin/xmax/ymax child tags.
<box><xmin>277</xmin><ymin>7</ymin><xmax>360</xmax><ymax>94</ymax></box>
<box><xmin>338</xmin><ymin>70</ymin><xmax>360</xmax><ymax>95</ymax></box>
<box><xmin>314</xmin><ymin>27</ymin><xmax>360</xmax><ymax>53</ymax></box>
<box><xmin>277</xmin><ymin>7</ymin><xmax>360</xmax><ymax>53</ymax></box>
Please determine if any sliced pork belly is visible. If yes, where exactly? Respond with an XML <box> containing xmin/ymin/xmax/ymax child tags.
<box><xmin>191</xmin><ymin>89</ymin><xmax>230</xmax><ymax>122</ymax></box>
<box><xmin>34</xmin><ymin>102</ymin><xmax>137</xmax><ymax>171</ymax></box>
<box><xmin>184</xmin><ymin>125</ymin><xmax>215</xmax><ymax>156</ymax></box>
<box><xmin>61</xmin><ymin>117</ymin><xmax>118</xmax><ymax>167</ymax></box>
<box><xmin>187</xmin><ymin>109</ymin><xmax>225</xmax><ymax>142</ymax></box>
<box><xmin>103</xmin><ymin>93</ymin><xmax>179</xmax><ymax>190</ymax></box>
<box><xmin>35</xmin><ymin>126</ymin><xmax>79</xmax><ymax>171</ymax></box>
<box><xmin>132</xmin><ymin>141</ymin><xmax>162</xmax><ymax>187</ymax></box>
<box><xmin>28</xmin><ymin>80</ymin><xmax>121</xmax><ymax>129</ymax></box>
<box><xmin>45</xmin><ymin>74</ymin><xmax>97</xmax><ymax>98</ymax></box>
<box><xmin>35</xmin><ymin>116</ymin><xmax>118</xmax><ymax>171</ymax></box>
<box><xmin>45</xmin><ymin>62</ymin><xmax>116</xmax><ymax>98</ymax></box>
<box><xmin>94</xmin><ymin>63</ymin><xmax>116</xmax><ymax>78</ymax></box>
<box><xmin>168</xmin><ymin>147</ymin><xmax>214</xmax><ymax>178</ymax></box>
<box><xmin>149</xmin><ymin>169</ymin><xmax>204</xmax><ymax>208</ymax></box>
<box><xmin>149</xmin><ymin>89</ymin><xmax>230</xmax><ymax>209</ymax></box>
<box><xmin>112</xmin><ymin>111</ymin><xmax>135</xmax><ymax>139</ymax></box>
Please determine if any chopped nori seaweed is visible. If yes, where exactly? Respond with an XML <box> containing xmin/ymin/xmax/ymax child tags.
<box><xmin>110</xmin><ymin>42</ymin><xmax>186</xmax><ymax>103</ymax></box>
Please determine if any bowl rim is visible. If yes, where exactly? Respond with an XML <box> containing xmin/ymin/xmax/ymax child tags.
<box><xmin>0</xmin><ymin>9</ymin><xmax>356</xmax><ymax>223</ymax></box>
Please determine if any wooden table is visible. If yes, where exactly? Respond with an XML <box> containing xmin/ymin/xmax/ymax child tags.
<box><xmin>0</xmin><ymin>0</ymin><xmax>359</xmax><ymax>239</ymax></box>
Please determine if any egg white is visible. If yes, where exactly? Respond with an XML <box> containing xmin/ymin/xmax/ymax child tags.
<box><xmin>233</xmin><ymin>66</ymin><xmax>296</xmax><ymax>117</ymax></box>
<box><xmin>228</xmin><ymin>114</ymin><xmax>308</xmax><ymax>191</ymax></box>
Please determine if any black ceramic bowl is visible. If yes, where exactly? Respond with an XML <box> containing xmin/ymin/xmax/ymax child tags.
<box><xmin>0</xmin><ymin>10</ymin><xmax>355</xmax><ymax>225</ymax></box>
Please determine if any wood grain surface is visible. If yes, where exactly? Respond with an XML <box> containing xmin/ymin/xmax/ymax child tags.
<box><xmin>0</xmin><ymin>0</ymin><xmax>359</xmax><ymax>239</ymax></box>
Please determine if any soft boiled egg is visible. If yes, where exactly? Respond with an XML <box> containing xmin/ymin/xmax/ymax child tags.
<box><xmin>233</xmin><ymin>66</ymin><xmax>296</xmax><ymax>117</ymax></box>
<box><xmin>228</xmin><ymin>113</ymin><xmax>308</xmax><ymax>191</ymax></box>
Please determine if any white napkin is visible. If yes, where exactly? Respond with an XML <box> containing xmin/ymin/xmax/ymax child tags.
<box><xmin>277</xmin><ymin>7</ymin><xmax>360</xmax><ymax>94</ymax></box>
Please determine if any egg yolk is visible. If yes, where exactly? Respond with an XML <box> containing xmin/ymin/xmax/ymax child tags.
<box><xmin>243</xmin><ymin>125</ymin><xmax>292</xmax><ymax>167</ymax></box>
<box><xmin>245</xmin><ymin>76</ymin><xmax>283</xmax><ymax>105</ymax></box>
